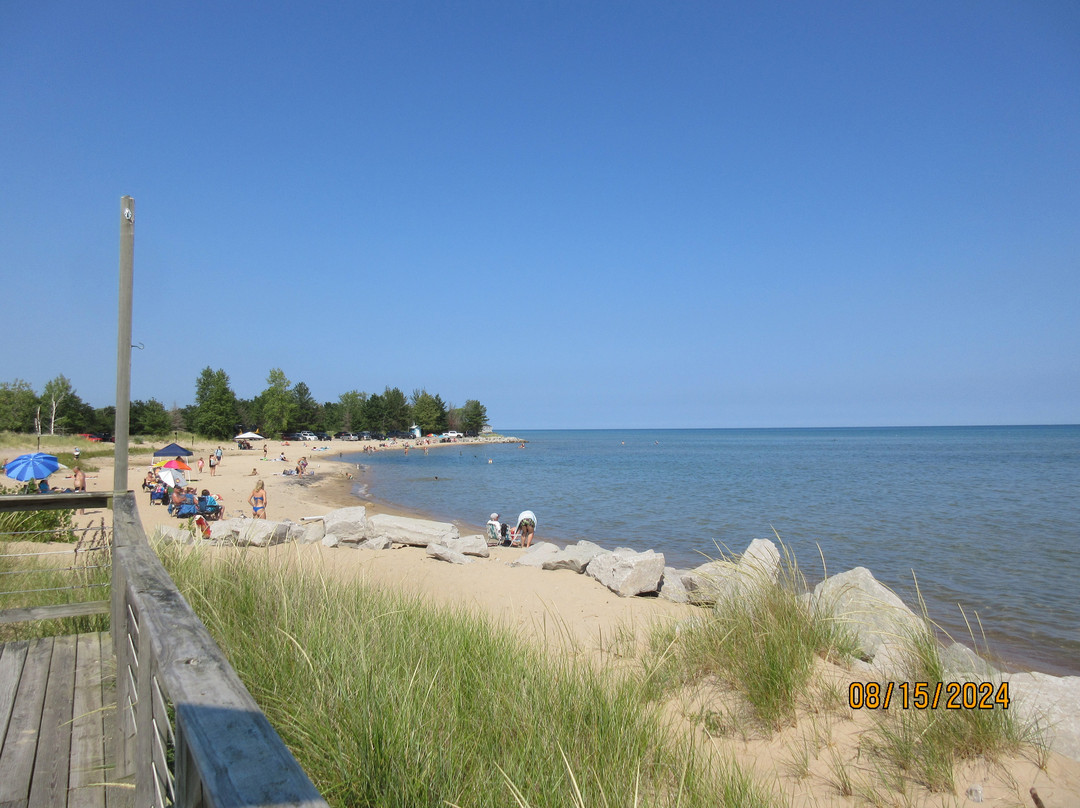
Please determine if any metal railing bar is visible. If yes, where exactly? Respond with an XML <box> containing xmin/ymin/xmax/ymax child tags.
<box><xmin>0</xmin><ymin>563</ymin><xmax>111</xmax><ymax>576</ymax></box>
<box><xmin>152</xmin><ymin>676</ymin><xmax>174</xmax><ymax>744</ymax></box>
<box><xmin>0</xmin><ymin>546</ymin><xmax>109</xmax><ymax>558</ymax></box>
<box><xmin>0</xmin><ymin>581</ymin><xmax>109</xmax><ymax>596</ymax></box>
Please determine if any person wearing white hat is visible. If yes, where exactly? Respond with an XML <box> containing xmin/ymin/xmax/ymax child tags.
<box><xmin>485</xmin><ymin>512</ymin><xmax>504</xmax><ymax>546</ymax></box>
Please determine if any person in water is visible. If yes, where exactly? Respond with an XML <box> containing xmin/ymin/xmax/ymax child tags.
<box><xmin>248</xmin><ymin>480</ymin><xmax>267</xmax><ymax>519</ymax></box>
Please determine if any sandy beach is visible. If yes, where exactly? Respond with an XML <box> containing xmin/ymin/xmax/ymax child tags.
<box><xmin>11</xmin><ymin>435</ymin><xmax>1080</xmax><ymax>806</ymax></box>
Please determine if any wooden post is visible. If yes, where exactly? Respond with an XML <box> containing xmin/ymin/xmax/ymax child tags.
<box><xmin>114</xmin><ymin>196</ymin><xmax>134</xmax><ymax>494</ymax></box>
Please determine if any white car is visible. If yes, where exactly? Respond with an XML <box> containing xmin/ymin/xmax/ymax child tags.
<box><xmin>298</xmin><ymin>431</ymin><xmax>318</xmax><ymax>441</ymax></box>
<box><xmin>442</xmin><ymin>431</ymin><xmax>464</xmax><ymax>439</ymax></box>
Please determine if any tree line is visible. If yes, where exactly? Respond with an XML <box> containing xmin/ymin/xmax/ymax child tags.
<box><xmin>0</xmin><ymin>370</ymin><xmax>490</xmax><ymax>441</ymax></box>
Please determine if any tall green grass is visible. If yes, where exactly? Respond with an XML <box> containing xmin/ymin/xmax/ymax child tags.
<box><xmin>642</xmin><ymin>543</ymin><xmax>858</xmax><ymax>731</ymax></box>
<box><xmin>157</xmin><ymin>543</ymin><xmax>781</xmax><ymax>808</ymax></box>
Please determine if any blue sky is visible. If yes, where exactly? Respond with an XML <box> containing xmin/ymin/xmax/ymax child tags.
<box><xmin>2</xmin><ymin>2</ymin><xmax>1078</xmax><ymax>429</ymax></box>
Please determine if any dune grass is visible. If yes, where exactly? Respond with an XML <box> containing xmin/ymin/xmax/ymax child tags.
<box><xmin>156</xmin><ymin>543</ymin><xmax>781</xmax><ymax>808</ymax></box>
<box><xmin>858</xmin><ymin>610</ymin><xmax>1041</xmax><ymax>793</ymax></box>
<box><xmin>641</xmin><ymin>542</ymin><xmax>858</xmax><ymax>732</ymax></box>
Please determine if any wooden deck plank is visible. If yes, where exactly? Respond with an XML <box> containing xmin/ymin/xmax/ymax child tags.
<box><xmin>68</xmin><ymin>633</ymin><xmax>106</xmax><ymax>808</ymax></box>
<box><xmin>0</xmin><ymin>637</ymin><xmax>54</xmax><ymax>807</ymax></box>
<box><xmin>0</xmin><ymin>641</ymin><xmax>29</xmax><ymax>751</ymax></box>
<box><xmin>28</xmin><ymin>635</ymin><xmax>76</xmax><ymax>808</ymax></box>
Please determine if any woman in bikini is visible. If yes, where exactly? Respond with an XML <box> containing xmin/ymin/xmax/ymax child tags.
<box><xmin>248</xmin><ymin>480</ymin><xmax>267</xmax><ymax>519</ymax></box>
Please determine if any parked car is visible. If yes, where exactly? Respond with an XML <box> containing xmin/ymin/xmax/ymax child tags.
<box><xmin>442</xmin><ymin>431</ymin><xmax>464</xmax><ymax>439</ymax></box>
<box><xmin>281</xmin><ymin>432</ymin><xmax>302</xmax><ymax>442</ymax></box>
<box><xmin>334</xmin><ymin>432</ymin><xmax>358</xmax><ymax>441</ymax></box>
<box><xmin>298</xmin><ymin>431</ymin><xmax>318</xmax><ymax>441</ymax></box>
<box><xmin>357</xmin><ymin>431</ymin><xmax>373</xmax><ymax>441</ymax></box>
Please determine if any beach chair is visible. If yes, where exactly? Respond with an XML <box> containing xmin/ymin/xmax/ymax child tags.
<box><xmin>486</xmin><ymin>522</ymin><xmax>500</xmax><ymax>546</ymax></box>
<box><xmin>197</xmin><ymin>496</ymin><xmax>222</xmax><ymax>520</ymax></box>
<box><xmin>150</xmin><ymin>486</ymin><xmax>166</xmax><ymax>506</ymax></box>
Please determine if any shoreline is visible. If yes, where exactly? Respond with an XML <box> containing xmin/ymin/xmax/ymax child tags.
<box><xmin>6</xmin><ymin>435</ymin><xmax>1072</xmax><ymax>677</ymax></box>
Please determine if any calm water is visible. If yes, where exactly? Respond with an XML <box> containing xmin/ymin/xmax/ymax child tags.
<box><xmin>346</xmin><ymin>426</ymin><xmax>1080</xmax><ymax>676</ymax></box>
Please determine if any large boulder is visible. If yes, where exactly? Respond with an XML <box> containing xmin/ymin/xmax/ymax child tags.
<box><xmin>154</xmin><ymin>525</ymin><xmax>195</xmax><ymax>545</ymax></box>
<box><xmin>323</xmin><ymin>506</ymin><xmax>369</xmax><ymax>543</ymax></box>
<box><xmin>810</xmin><ymin>567</ymin><xmax>924</xmax><ymax>663</ymax></box>
<box><xmin>542</xmin><ymin>540</ymin><xmax>607</xmax><ymax>573</ymax></box>
<box><xmin>426</xmin><ymin>543</ymin><xmax>473</xmax><ymax>565</ymax></box>
<box><xmin>209</xmin><ymin>518</ymin><xmax>244</xmax><ymax>542</ymax></box>
<box><xmin>1002</xmin><ymin>672</ymin><xmax>1080</xmax><ymax>762</ymax></box>
<box><xmin>682</xmin><ymin>538</ymin><xmax>782</xmax><ymax>606</ymax></box>
<box><xmin>367</xmin><ymin>514</ymin><xmax>458</xmax><ymax>547</ymax></box>
<box><xmin>445</xmin><ymin>535</ymin><xmax>490</xmax><ymax>558</ymax></box>
<box><xmin>657</xmin><ymin>567</ymin><xmax>691</xmax><ymax>604</ymax></box>
<box><xmin>586</xmin><ymin>548</ymin><xmax>665</xmax><ymax>597</ymax></box>
<box><xmin>235</xmin><ymin>519</ymin><xmax>294</xmax><ymax>547</ymax></box>
<box><xmin>299</xmin><ymin>520</ymin><xmax>325</xmax><ymax>545</ymax></box>
<box><xmin>509</xmin><ymin>542</ymin><xmax>562</xmax><ymax>568</ymax></box>
<box><xmin>358</xmin><ymin>536</ymin><xmax>394</xmax><ymax>550</ymax></box>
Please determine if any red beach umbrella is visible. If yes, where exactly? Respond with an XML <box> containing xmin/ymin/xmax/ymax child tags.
<box><xmin>164</xmin><ymin>458</ymin><xmax>192</xmax><ymax>471</ymax></box>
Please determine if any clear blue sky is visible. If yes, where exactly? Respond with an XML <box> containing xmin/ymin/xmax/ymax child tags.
<box><xmin>2</xmin><ymin>2</ymin><xmax>1078</xmax><ymax>429</ymax></box>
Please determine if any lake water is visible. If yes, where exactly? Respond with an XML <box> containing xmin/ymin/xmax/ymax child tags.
<box><xmin>345</xmin><ymin>426</ymin><xmax>1080</xmax><ymax>676</ymax></box>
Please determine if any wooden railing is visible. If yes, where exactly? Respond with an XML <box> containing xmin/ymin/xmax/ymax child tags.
<box><xmin>2</xmin><ymin>491</ymin><xmax>330</xmax><ymax>808</ymax></box>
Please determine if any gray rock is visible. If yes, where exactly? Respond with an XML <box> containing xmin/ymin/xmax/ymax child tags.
<box><xmin>682</xmin><ymin>559</ymin><xmax>741</xmax><ymax>605</ymax></box>
<box><xmin>321</xmin><ymin>534</ymin><xmax>341</xmax><ymax>548</ymax></box>
<box><xmin>235</xmin><ymin>519</ymin><xmax>293</xmax><ymax>547</ymax></box>
<box><xmin>1001</xmin><ymin>672</ymin><xmax>1080</xmax><ymax>762</ymax></box>
<box><xmin>939</xmin><ymin>642</ymin><xmax>1000</xmax><ymax>681</ymax></box>
<box><xmin>368</xmin><ymin>514</ymin><xmax>458</xmax><ymax>547</ymax></box>
<box><xmin>682</xmin><ymin>538</ymin><xmax>782</xmax><ymax>606</ymax></box>
<box><xmin>299</xmin><ymin>520</ymin><xmax>325</xmax><ymax>545</ymax></box>
<box><xmin>586</xmin><ymin>547</ymin><xmax>665</xmax><ymax>597</ymax></box>
<box><xmin>445</xmin><ymin>535</ymin><xmax>490</xmax><ymax>558</ymax></box>
<box><xmin>208</xmin><ymin>518</ymin><xmax>243</xmax><ymax>542</ymax></box>
<box><xmin>542</xmin><ymin>540</ymin><xmax>607</xmax><ymax>573</ymax></box>
<box><xmin>658</xmin><ymin>567</ymin><xmax>691</xmax><ymax>603</ymax></box>
<box><xmin>509</xmin><ymin>542</ymin><xmax>562</xmax><ymax>568</ymax></box>
<box><xmin>811</xmin><ymin>567</ymin><xmax>925</xmax><ymax>663</ymax></box>
<box><xmin>426</xmin><ymin>543</ymin><xmax>473</xmax><ymax>565</ymax></box>
<box><xmin>155</xmin><ymin>525</ymin><xmax>195</xmax><ymax>545</ymax></box>
<box><xmin>358</xmin><ymin>536</ymin><xmax>394</xmax><ymax>550</ymax></box>
<box><xmin>322</xmin><ymin>506</ymin><xmax>369</xmax><ymax>542</ymax></box>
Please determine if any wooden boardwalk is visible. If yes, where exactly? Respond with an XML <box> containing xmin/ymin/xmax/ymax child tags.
<box><xmin>0</xmin><ymin>632</ymin><xmax>129</xmax><ymax>808</ymax></box>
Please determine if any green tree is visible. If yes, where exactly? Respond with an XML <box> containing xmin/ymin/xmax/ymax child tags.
<box><xmin>0</xmin><ymin>379</ymin><xmax>38</xmax><ymax>432</ymax></box>
<box><xmin>410</xmin><ymin>389</ymin><xmax>448</xmax><ymax>435</ymax></box>
<box><xmin>360</xmin><ymin>393</ymin><xmax>383</xmax><ymax>434</ymax></box>
<box><xmin>41</xmin><ymin>375</ymin><xmax>76</xmax><ymax>434</ymax></box>
<box><xmin>381</xmin><ymin>387</ymin><xmax>411</xmax><ymax>433</ymax></box>
<box><xmin>460</xmin><ymin>400</ymin><xmax>489</xmax><ymax>436</ymax></box>
<box><xmin>192</xmin><ymin>368</ymin><xmax>239</xmax><ymax>439</ymax></box>
<box><xmin>337</xmin><ymin>390</ymin><xmax>368</xmax><ymax>432</ymax></box>
<box><xmin>130</xmin><ymin>399</ymin><xmax>172</xmax><ymax>437</ymax></box>
<box><xmin>260</xmin><ymin>368</ymin><xmax>295</xmax><ymax>438</ymax></box>
<box><xmin>293</xmin><ymin>382</ymin><xmax>319</xmax><ymax>430</ymax></box>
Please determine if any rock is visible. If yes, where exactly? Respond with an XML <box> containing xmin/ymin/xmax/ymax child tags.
<box><xmin>322</xmin><ymin>506</ymin><xmax>369</xmax><ymax>542</ymax></box>
<box><xmin>209</xmin><ymin>518</ymin><xmax>243</xmax><ymax>542</ymax></box>
<box><xmin>509</xmin><ymin>542</ymin><xmax>561</xmax><ymax>568</ymax></box>
<box><xmin>367</xmin><ymin>514</ymin><xmax>458</xmax><ymax>547</ymax></box>
<box><xmin>235</xmin><ymin>519</ymin><xmax>293</xmax><ymax>547</ymax></box>
<box><xmin>299</xmin><ymin>520</ymin><xmax>325</xmax><ymax>545</ymax></box>
<box><xmin>586</xmin><ymin>547</ymin><xmax>665</xmax><ymax>597</ymax></box>
<box><xmin>810</xmin><ymin>567</ymin><xmax>925</xmax><ymax>664</ymax></box>
<box><xmin>939</xmin><ymin>642</ymin><xmax>999</xmax><ymax>680</ymax></box>
<box><xmin>155</xmin><ymin>525</ymin><xmax>194</xmax><ymax>545</ymax></box>
<box><xmin>1001</xmin><ymin>672</ymin><xmax>1080</xmax><ymax>762</ymax></box>
<box><xmin>658</xmin><ymin>567</ymin><xmax>691</xmax><ymax>603</ymax></box>
<box><xmin>445</xmin><ymin>535</ymin><xmax>490</xmax><ymax>558</ymax></box>
<box><xmin>542</xmin><ymin>540</ymin><xmax>607</xmax><ymax>573</ymax></box>
<box><xmin>426</xmin><ymin>543</ymin><xmax>473</xmax><ymax>565</ymax></box>
<box><xmin>681</xmin><ymin>559</ymin><xmax>741</xmax><ymax>605</ymax></box>
<box><xmin>321</xmin><ymin>534</ymin><xmax>341</xmax><ymax>548</ymax></box>
<box><xmin>682</xmin><ymin>539</ymin><xmax>782</xmax><ymax>606</ymax></box>
<box><xmin>358</xmin><ymin>536</ymin><xmax>394</xmax><ymax>550</ymax></box>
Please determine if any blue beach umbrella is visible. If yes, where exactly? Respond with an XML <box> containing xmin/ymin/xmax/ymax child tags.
<box><xmin>4</xmin><ymin>452</ymin><xmax>61</xmax><ymax>482</ymax></box>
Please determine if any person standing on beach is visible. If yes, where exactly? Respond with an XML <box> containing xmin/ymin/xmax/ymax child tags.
<box><xmin>197</xmin><ymin>457</ymin><xmax>204</xmax><ymax>475</ymax></box>
<box><xmin>516</xmin><ymin>510</ymin><xmax>536</xmax><ymax>548</ymax></box>
<box><xmin>215</xmin><ymin>446</ymin><xmax>223</xmax><ymax>464</ymax></box>
<box><xmin>248</xmin><ymin>480</ymin><xmax>267</xmax><ymax>518</ymax></box>
<box><xmin>73</xmin><ymin>466</ymin><xmax>86</xmax><ymax>514</ymax></box>
<box><xmin>208</xmin><ymin>453</ymin><xmax>217</xmax><ymax>477</ymax></box>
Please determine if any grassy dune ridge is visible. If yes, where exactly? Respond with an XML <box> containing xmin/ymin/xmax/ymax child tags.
<box><xmin>157</xmin><ymin>543</ymin><xmax>777</xmax><ymax>808</ymax></box>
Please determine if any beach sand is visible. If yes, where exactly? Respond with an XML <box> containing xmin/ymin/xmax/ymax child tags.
<box><xmin>13</xmin><ymin>435</ymin><xmax>1080</xmax><ymax>806</ymax></box>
